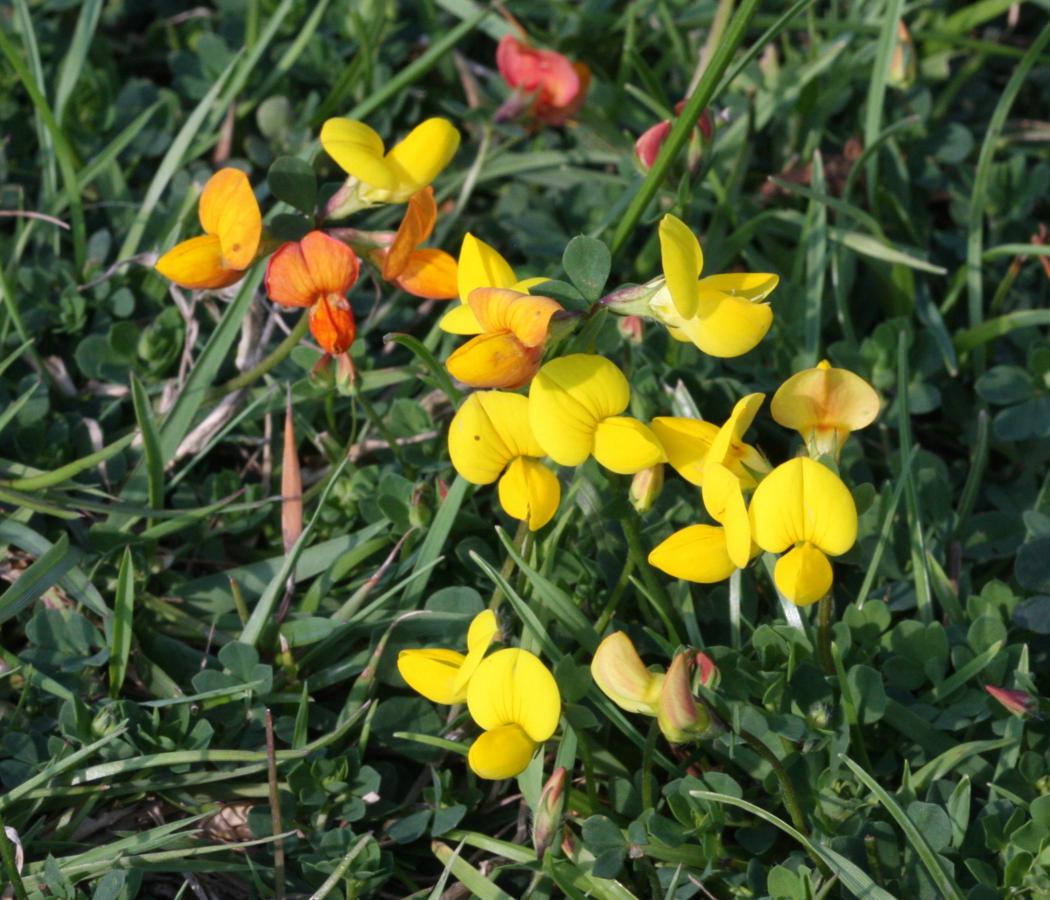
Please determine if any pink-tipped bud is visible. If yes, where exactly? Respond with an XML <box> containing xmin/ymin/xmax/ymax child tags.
<box><xmin>533</xmin><ymin>766</ymin><xmax>568</xmax><ymax>856</ymax></box>
<box><xmin>695</xmin><ymin>651</ymin><xmax>718</xmax><ymax>688</ymax></box>
<box><xmin>657</xmin><ymin>651</ymin><xmax>716</xmax><ymax>744</ymax></box>
<box><xmin>635</xmin><ymin>120</ymin><xmax>672</xmax><ymax>170</ymax></box>
<box><xmin>630</xmin><ymin>464</ymin><xmax>664</xmax><ymax>513</ymax></box>
<box><xmin>985</xmin><ymin>685</ymin><xmax>1037</xmax><ymax>717</ymax></box>
<box><xmin>618</xmin><ymin>314</ymin><xmax>645</xmax><ymax>344</ymax></box>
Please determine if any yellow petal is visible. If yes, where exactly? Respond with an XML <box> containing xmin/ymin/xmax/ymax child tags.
<box><xmin>385</xmin><ymin>118</ymin><xmax>461</xmax><ymax>198</ymax></box>
<box><xmin>458</xmin><ymin>233</ymin><xmax>518</xmax><ymax>303</ymax></box>
<box><xmin>512</xmin><ymin>276</ymin><xmax>549</xmax><ymax>293</ymax></box>
<box><xmin>468</xmin><ymin>724</ymin><xmax>538</xmax><ymax>780</ymax></box>
<box><xmin>451</xmin><ymin>609</ymin><xmax>499</xmax><ymax>695</ymax></box>
<box><xmin>320</xmin><ymin>118</ymin><xmax>393</xmax><ymax>189</ymax></box>
<box><xmin>447</xmin><ymin>392</ymin><xmax>516</xmax><ymax>484</ymax></box>
<box><xmin>197</xmin><ymin>168</ymin><xmax>262</xmax><ymax>269</ymax></box>
<box><xmin>701</xmin><ymin>462</ymin><xmax>751</xmax><ymax>569</ymax></box>
<box><xmin>498</xmin><ymin>457</ymin><xmax>561</xmax><ymax>530</ymax></box>
<box><xmin>592</xmin><ymin>417</ymin><xmax>666</xmax><ymax>475</ymax></box>
<box><xmin>467</xmin><ymin>648</ymin><xmax>561</xmax><ymax>741</ymax></box>
<box><xmin>659</xmin><ymin>214</ymin><xmax>703</xmax><ymax>319</ymax></box>
<box><xmin>648</xmin><ymin>524</ymin><xmax>736</xmax><ymax>583</ymax></box>
<box><xmin>590</xmin><ymin>631</ymin><xmax>663</xmax><ymax>715</ymax></box>
<box><xmin>439</xmin><ymin>303</ymin><xmax>484</xmax><ymax>335</ymax></box>
<box><xmin>749</xmin><ymin>457</ymin><xmax>858</xmax><ymax>555</ymax></box>
<box><xmin>528</xmin><ymin>354</ymin><xmax>630</xmax><ymax>465</ymax></box>
<box><xmin>770</xmin><ymin>363</ymin><xmax>880</xmax><ymax>450</ymax></box>
<box><xmin>446</xmin><ymin>333</ymin><xmax>541</xmax><ymax>390</ymax></box>
<box><xmin>468</xmin><ymin>288</ymin><xmax>562</xmax><ymax>347</ymax></box>
<box><xmin>774</xmin><ymin>543</ymin><xmax>833</xmax><ymax>606</ymax></box>
<box><xmin>706</xmin><ymin>392</ymin><xmax>765</xmax><ymax>469</ymax></box>
<box><xmin>155</xmin><ymin>234</ymin><xmax>242</xmax><ymax>290</ymax></box>
<box><xmin>397</xmin><ymin>648</ymin><xmax>469</xmax><ymax>704</ymax></box>
<box><xmin>650</xmin><ymin>417</ymin><xmax>719</xmax><ymax>486</ymax></box>
<box><xmin>698</xmin><ymin>272</ymin><xmax>779</xmax><ymax>302</ymax></box>
<box><xmin>691</xmin><ymin>286</ymin><xmax>774</xmax><ymax>357</ymax></box>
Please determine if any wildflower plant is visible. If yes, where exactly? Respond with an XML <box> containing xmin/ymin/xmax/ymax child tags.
<box><xmin>2</xmin><ymin>3</ymin><xmax>1048</xmax><ymax>899</ymax></box>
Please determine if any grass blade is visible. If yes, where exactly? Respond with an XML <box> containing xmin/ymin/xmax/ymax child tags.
<box><xmin>803</xmin><ymin>149</ymin><xmax>827</xmax><ymax>366</ymax></box>
<box><xmin>130</xmin><ymin>374</ymin><xmax>164</xmax><ymax>521</ymax></box>
<box><xmin>0</xmin><ymin>534</ymin><xmax>76</xmax><ymax>626</ymax></box>
<box><xmin>965</xmin><ymin>21</ymin><xmax>1050</xmax><ymax>368</ymax></box>
<box><xmin>863</xmin><ymin>0</ymin><xmax>906</xmax><ymax>208</ymax></box>
<box><xmin>108</xmin><ymin>548</ymin><xmax>135</xmax><ymax>699</ymax></box>
<box><xmin>398</xmin><ymin>475</ymin><xmax>469</xmax><ymax>606</ymax></box>
<box><xmin>840</xmin><ymin>756</ymin><xmax>966</xmax><ymax>900</ymax></box>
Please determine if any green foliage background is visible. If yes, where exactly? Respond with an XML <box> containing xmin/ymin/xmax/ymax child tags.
<box><xmin>1</xmin><ymin>0</ymin><xmax>1050</xmax><ymax>897</ymax></box>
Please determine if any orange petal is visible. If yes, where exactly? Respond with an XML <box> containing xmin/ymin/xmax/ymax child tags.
<box><xmin>265</xmin><ymin>231</ymin><xmax>360</xmax><ymax>308</ymax></box>
<box><xmin>309</xmin><ymin>294</ymin><xmax>356</xmax><ymax>355</ymax></box>
<box><xmin>468</xmin><ymin>288</ymin><xmax>562</xmax><ymax>347</ymax></box>
<box><xmin>384</xmin><ymin>186</ymin><xmax>437</xmax><ymax>280</ymax></box>
<box><xmin>446</xmin><ymin>332</ymin><xmax>542</xmax><ymax>389</ymax></box>
<box><xmin>394</xmin><ymin>249</ymin><xmax>459</xmax><ymax>300</ymax></box>
<box><xmin>197</xmin><ymin>168</ymin><xmax>262</xmax><ymax>269</ymax></box>
<box><xmin>155</xmin><ymin>234</ymin><xmax>242</xmax><ymax>290</ymax></box>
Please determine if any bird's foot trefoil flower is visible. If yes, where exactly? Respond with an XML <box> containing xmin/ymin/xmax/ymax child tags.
<box><xmin>495</xmin><ymin>34</ymin><xmax>589</xmax><ymax>127</ymax></box>
<box><xmin>528</xmin><ymin>354</ymin><xmax>666</xmax><ymax>475</ymax></box>
<box><xmin>397</xmin><ymin>610</ymin><xmax>499</xmax><ymax>704</ymax></box>
<box><xmin>155</xmin><ymin>168</ymin><xmax>262</xmax><ymax>290</ymax></box>
<box><xmin>652</xmin><ymin>213</ymin><xmax>778</xmax><ymax>357</ymax></box>
<box><xmin>368</xmin><ymin>187</ymin><xmax>458</xmax><ymax>299</ymax></box>
<box><xmin>265</xmin><ymin>230</ymin><xmax>360</xmax><ymax>356</ymax></box>
<box><xmin>749</xmin><ymin>457</ymin><xmax>858</xmax><ymax>605</ymax></box>
<box><xmin>320</xmin><ymin>117</ymin><xmax>460</xmax><ymax>218</ymax></box>
<box><xmin>771</xmin><ymin>360</ymin><xmax>880</xmax><ymax>461</ymax></box>
<box><xmin>448</xmin><ymin>391</ymin><xmax>561</xmax><ymax>530</ymax></box>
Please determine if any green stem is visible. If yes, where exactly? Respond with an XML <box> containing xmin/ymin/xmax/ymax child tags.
<box><xmin>489</xmin><ymin>519</ymin><xmax>529</xmax><ymax>612</ymax></box>
<box><xmin>619</xmin><ymin>511</ymin><xmax>681</xmax><ymax>645</ymax></box>
<box><xmin>609</xmin><ymin>0</ymin><xmax>761</xmax><ymax>256</ymax></box>
<box><xmin>209</xmin><ymin>313</ymin><xmax>310</xmax><ymax>400</ymax></box>
<box><xmin>595</xmin><ymin>553</ymin><xmax>635</xmax><ymax>634</ymax></box>
<box><xmin>641</xmin><ymin>720</ymin><xmax>659</xmax><ymax>812</ymax></box>
<box><xmin>738</xmin><ymin>728</ymin><xmax>808</xmax><ymax>833</ymax></box>
<box><xmin>817</xmin><ymin>593</ymin><xmax>834</xmax><ymax>675</ymax></box>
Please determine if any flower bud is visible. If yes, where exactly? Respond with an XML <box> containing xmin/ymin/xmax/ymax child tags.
<box><xmin>985</xmin><ymin>685</ymin><xmax>1037</xmax><ymax>717</ymax></box>
<box><xmin>657</xmin><ymin>651</ymin><xmax>716</xmax><ymax>744</ymax></box>
<box><xmin>630</xmin><ymin>464</ymin><xmax>664</xmax><ymax>513</ymax></box>
<box><xmin>618</xmin><ymin>314</ymin><xmax>644</xmax><ymax>344</ymax></box>
<box><xmin>590</xmin><ymin>632</ymin><xmax>663</xmax><ymax>715</ymax></box>
<box><xmin>533</xmin><ymin>766</ymin><xmax>568</xmax><ymax>856</ymax></box>
<box><xmin>695</xmin><ymin>651</ymin><xmax>718</xmax><ymax>688</ymax></box>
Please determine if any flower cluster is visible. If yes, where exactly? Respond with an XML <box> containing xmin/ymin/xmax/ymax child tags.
<box><xmin>155</xmin><ymin>116</ymin><xmax>462</xmax><ymax>368</ymax></box>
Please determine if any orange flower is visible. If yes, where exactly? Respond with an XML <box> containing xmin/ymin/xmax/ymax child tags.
<box><xmin>370</xmin><ymin>187</ymin><xmax>457</xmax><ymax>299</ymax></box>
<box><xmin>445</xmin><ymin>288</ymin><xmax>562</xmax><ymax>389</ymax></box>
<box><xmin>495</xmin><ymin>35</ymin><xmax>589</xmax><ymax>126</ymax></box>
<box><xmin>265</xmin><ymin>231</ymin><xmax>360</xmax><ymax>355</ymax></box>
<box><xmin>155</xmin><ymin>168</ymin><xmax>262</xmax><ymax>289</ymax></box>
<box><xmin>635</xmin><ymin>105</ymin><xmax>713</xmax><ymax>171</ymax></box>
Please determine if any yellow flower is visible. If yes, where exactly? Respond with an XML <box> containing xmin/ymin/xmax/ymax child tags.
<box><xmin>320</xmin><ymin>117</ymin><xmax>460</xmax><ymax>211</ymax></box>
<box><xmin>155</xmin><ymin>168</ymin><xmax>262</xmax><ymax>289</ymax></box>
<box><xmin>749</xmin><ymin>457</ymin><xmax>858</xmax><ymax>606</ymax></box>
<box><xmin>444</xmin><ymin>289</ymin><xmax>563</xmax><ymax>390</ymax></box>
<box><xmin>771</xmin><ymin>360</ymin><xmax>880</xmax><ymax>460</ymax></box>
<box><xmin>591</xmin><ymin>633</ymin><xmax>716</xmax><ymax>744</ymax></box>
<box><xmin>649</xmin><ymin>394</ymin><xmax>766</xmax><ymax>581</ymax></box>
<box><xmin>590</xmin><ymin>631</ymin><xmax>664</xmax><ymax>715</ymax></box>
<box><xmin>528</xmin><ymin>354</ymin><xmax>666</xmax><ymax>475</ymax></box>
<box><xmin>650</xmin><ymin>213</ymin><xmax>777</xmax><ymax>357</ymax></box>
<box><xmin>467</xmin><ymin>648</ymin><xmax>561</xmax><ymax>779</ymax></box>
<box><xmin>448</xmin><ymin>391</ymin><xmax>560</xmax><ymax>530</ymax></box>
<box><xmin>439</xmin><ymin>233</ymin><xmax>548</xmax><ymax>335</ymax></box>
<box><xmin>396</xmin><ymin>610</ymin><xmax>499</xmax><ymax>704</ymax></box>
<box><xmin>652</xmin><ymin>394</ymin><xmax>770</xmax><ymax>489</ymax></box>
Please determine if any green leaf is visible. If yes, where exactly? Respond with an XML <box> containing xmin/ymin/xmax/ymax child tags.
<box><xmin>1016</xmin><ymin>538</ymin><xmax>1050</xmax><ymax>593</ymax></box>
<box><xmin>846</xmin><ymin>664</ymin><xmax>887</xmax><ymax>724</ymax></box>
<box><xmin>0</xmin><ymin>534</ymin><xmax>76</xmax><ymax>626</ymax></box>
<box><xmin>562</xmin><ymin>236</ymin><xmax>611</xmax><ymax>301</ymax></box>
<box><xmin>130</xmin><ymin>375</ymin><xmax>164</xmax><ymax>519</ymax></box>
<box><xmin>268</xmin><ymin>156</ymin><xmax>317</xmax><ymax>216</ymax></box>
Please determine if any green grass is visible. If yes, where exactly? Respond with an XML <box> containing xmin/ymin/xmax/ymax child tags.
<box><xmin>1</xmin><ymin>1</ymin><xmax>1049</xmax><ymax>898</ymax></box>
